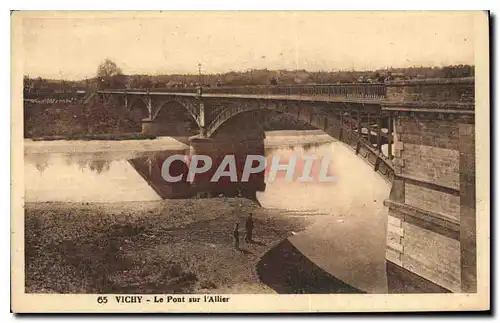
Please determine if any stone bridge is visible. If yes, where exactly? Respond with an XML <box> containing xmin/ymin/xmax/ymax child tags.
<box><xmin>97</xmin><ymin>78</ymin><xmax>475</xmax><ymax>294</ymax></box>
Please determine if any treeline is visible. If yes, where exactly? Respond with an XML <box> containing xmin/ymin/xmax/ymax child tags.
<box><xmin>24</xmin><ymin>96</ymin><xmax>144</xmax><ymax>138</ymax></box>
<box><xmin>24</xmin><ymin>96</ymin><xmax>315</xmax><ymax>138</ymax></box>
<box><xmin>24</xmin><ymin>64</ymin><xmax>474</xmax><ymax>93</ymax></box>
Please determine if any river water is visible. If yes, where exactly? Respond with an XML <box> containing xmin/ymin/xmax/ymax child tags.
<box><xmin>24</xmin><ymin>135</ymin><xmax>391</xmax><ymax>293</ymax></box>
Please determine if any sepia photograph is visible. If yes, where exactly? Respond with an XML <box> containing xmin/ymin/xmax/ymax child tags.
<box><xmin>10</xmin><ymin>10</ymin><xmax>490</xmax><ymax>312</ymax></box>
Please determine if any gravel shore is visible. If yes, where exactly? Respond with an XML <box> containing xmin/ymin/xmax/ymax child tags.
<box><xmin>25</xmin><ymin>198</ymin><xmax>313</xmax><ymax>294</ymax></box>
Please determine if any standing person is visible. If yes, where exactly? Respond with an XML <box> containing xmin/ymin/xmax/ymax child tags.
<box><xmin>233</xmin><ymin>223</ymin><xmax>240</xmax><ymax>250</ymax></box>
<box><xmin>245</xmin><ymin>213</ymin><xmax>254</xmax><ymax>243</ymax></box>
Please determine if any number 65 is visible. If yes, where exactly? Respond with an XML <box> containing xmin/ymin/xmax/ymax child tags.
<box><xmin>97</xmin><ymin>296</ymin><xmax>108</xmax><ymax>304</ymax></box>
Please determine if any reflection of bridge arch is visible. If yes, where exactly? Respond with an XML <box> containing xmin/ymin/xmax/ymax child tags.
<box><xmin>128</xmin><ymin>152</ymin><xmax>193</xmax><ymax>199</ymax></box>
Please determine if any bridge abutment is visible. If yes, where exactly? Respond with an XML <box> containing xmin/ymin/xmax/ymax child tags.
<box><xmin>141</xmin><ymin>118</ymin><xmax>161</xmax><ymax>136</ymax></box>
<box><xmin>383</xmin><ymin>79</ymin><xmax>475</xmax><ymax>293</ymax></box>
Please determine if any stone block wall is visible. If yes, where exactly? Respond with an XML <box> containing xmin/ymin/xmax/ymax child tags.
<box><xmin>404</xmin><ymin>183</ymin><xmax>460</xmax><ymax>220</ymax></box>
<box><xmin>459</xmin><ymin>121</ymin><xmax>476</xmax><ymax>293</ymax></box>
<box><xmin>386</xmin><ymin>78</ymin><xmax>475</xmax><ymax>104</ymax></box>
<box><xmin>386</xmin><ymin>114</ymin><xmax>464</xmax><ymax>293</ymax></box>
<box><xmin>385</xmin><ymin>209</ymin><xmax>461</xmax><ymax>292</ymax></box>
<box><xmin>395</xmin><ymin>116</ymin><xmax>461</xmax><ymax>219</ymax></box>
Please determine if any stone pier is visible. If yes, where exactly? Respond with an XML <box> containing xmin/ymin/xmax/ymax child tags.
<box><xmin>383</xmin><ymin>78</ymin><xmax>475</xmax><ymax>293</ymax></box>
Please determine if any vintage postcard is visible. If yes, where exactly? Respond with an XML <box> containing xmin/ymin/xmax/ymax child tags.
<box><xmin>11</xmin><ymin>11</ymin><xmax>490</xmax><ymax>313</ymax></box>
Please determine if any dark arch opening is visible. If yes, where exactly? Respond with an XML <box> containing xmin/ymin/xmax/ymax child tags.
<box><xmin>128</xmin><ymin>97</ymin><xmax>149</xmax><ymax>123</ymax></box>
<box><xmin>153</xmin><ymin>101</ymin><xmax>200</xmax><ymax>137</ymax></box>
<box><xmin>209</xmin><ymin>109</ymin><xmax>268</xmax><ymax>141</ymax></box>
<box><xmin>209</xmin><ymin>105</ymin><xmax>391</xmax><ymax>158</ymax></box>
<box><xmin>208</xmin><ymin>106</ymin><xmax>333</xmax><ymax>141</ymax></box>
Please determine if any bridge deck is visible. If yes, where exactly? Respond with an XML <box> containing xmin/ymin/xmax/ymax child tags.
<box><xmin>98</xmin><ymin>90</ymin><xmax>474</xmax><ymax>112</ymax></box>
<box><xmin>99</xmin><ymin>90</ymin><xmax>387</xmax><ymax>105</ymax></box>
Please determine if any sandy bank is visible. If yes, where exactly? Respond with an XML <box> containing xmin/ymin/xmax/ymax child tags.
<box><xmin>264</xmin><ymin>130</ymin><xmax>334</xmax><ymax>148</ymax></box>
<box><xmin>25</xmin><ymin>198</ymin><xmax>320</xmax><ymax>294</ymax></box>
<box><xmin>24</xmin><ymin>136</ymin><xmax>190</xmax><ymax>155</ymax></box>
<box><xmin>24</xmin><ymin>130</ymin><xmax>335</xmax><ymax>155</ymax></box>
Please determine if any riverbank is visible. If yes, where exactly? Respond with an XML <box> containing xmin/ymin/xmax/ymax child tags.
<box><xmin>24</xmin><ymin>136</ymin><xmax>190</xmax><ymax>155</ymax></box>
<box><xmin>264</xmin><ymin>130</ymin><xmax>334</xmax><ymax>148</ymax></box>
<box><xmin>24</xmin><ymin>130</ymin><xmax>335</xmax><ymax>155</ymax></box>
<box><xmin>25</xmin><ymin>198</ymin><xmax>315</xmax><ymax>294</ymax></box>
<box><xmin>31</xmin><ymin>133</ymin><xmax>157</xmax><ymax>142</ymax></box>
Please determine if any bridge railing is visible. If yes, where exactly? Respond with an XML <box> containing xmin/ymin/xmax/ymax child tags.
<box><xmin>23</xmin><ymin>91</ymin><xmax>89</xmax><ymax>105</ymax></box>
<box><xmin>122</xmin><ymin>83</ymin><xmax>388</xmax><ymax>100</ymax></box>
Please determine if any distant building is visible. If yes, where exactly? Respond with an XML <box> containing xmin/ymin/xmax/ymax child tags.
<box><xmin>380</xmin><ymin>71</ymin><xmax>407</xmax><ymax>82</ymax></box>
<box><xmin>391</xmin><ymin>72</ymin><xmax>405</xmax><ymax>80</ymax></box>
<box><xmin>357</xmin><ymin>76</ymin><xmax>372</xmax><ymax>83</ymax></box>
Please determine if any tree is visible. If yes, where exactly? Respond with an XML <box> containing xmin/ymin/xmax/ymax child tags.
<box><xmin>269</xmin><ymin>77</ymin><xmax>278</xmax><ymax>85</ymax></box>
<box><xmin>96</xmin><ymin>59</ymin><xmax>124</xmax><ymax>89</ymax></box>
<box><xmin>23</xmin><ymin>75</ymin><xmax>31</xmax><ymax>93</ymax></box>
<box><xmin>96</xmin><ymin>59</ymin><xmax>123</xmax><ymax>78</ymax></box>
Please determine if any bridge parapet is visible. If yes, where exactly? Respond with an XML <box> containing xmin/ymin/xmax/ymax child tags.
<box><xmin>117</xmin><ymin>83</ymin><xmax>388</xmax><ymax>101</ymax></box>
<box><xmin>385</xmin><ymin>77</ymin><xmax>475</xmax><ymax>105</ymax></box>
<box><xmin>205</xmin><ymin>83</ymin><xmax>388</xmax><ymax>100</ymax></box>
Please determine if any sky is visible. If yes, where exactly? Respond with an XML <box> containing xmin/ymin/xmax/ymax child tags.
<box><xmin>16</xmin><ymin>11</ymin><xmax>478</xmax><ymax>80</ymax></box>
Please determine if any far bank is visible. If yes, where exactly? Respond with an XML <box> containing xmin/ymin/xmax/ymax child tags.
<box><xmin>24</xmin><ymin>130</ymin><xmax>335</xmax><ymax>155</ymax></box>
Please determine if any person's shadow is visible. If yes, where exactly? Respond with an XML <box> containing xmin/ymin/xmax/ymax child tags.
<box><xmin>236</xmin><ymin>246</ymin><xmax>253</xmax><ymax>255</ymax></box>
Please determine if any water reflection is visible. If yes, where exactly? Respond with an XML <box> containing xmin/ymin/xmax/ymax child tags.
<box><xmin>87</xmin><ymin>160</ymin><xmax>111</xmax><ymax>174</ymax></box>
<box><xmin>25</xmin><ymin>139</ymin><xmax>369</xmax><ymax>204</ymax></box>
<box><xmin>265</xmin><ymin>141</ymin><xmax>319</xmax><ymax>155</ymax></box>
<box><xmin>25</xmin><ymin>151</ymin><xmax>165</xmax><ymax>202</ymax></box>
<box><xmin>257</xmin><ymin>139</ymin><xmax>391</xmax><ymax>293</ymax></box>
<box><xmin>25</xmin><ymin>139</ymin><xmax>269</xmax><ymax>202</ymax></box>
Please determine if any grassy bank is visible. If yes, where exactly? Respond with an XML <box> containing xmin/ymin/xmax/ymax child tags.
<box><xmin>25</xmin><ymin>199</ymin><xmax>312</xmax><ymax>294</ymax></box>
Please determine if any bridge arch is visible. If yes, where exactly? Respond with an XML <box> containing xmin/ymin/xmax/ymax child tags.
<box><xmin>128</xmin><ymin>96</ymin><xmax>150</xmax><ymax>122</ymax></box>
<box><xmin>206</xmin><ymin>100</ymin><xmax>394</xmax><ymax>183</ymax></box>
<box><xmin>150</xmin><ymin>99</ymin><xmax>200</xmax><ymax>137</ymax></box>
<box><xmin>152</xmin><ymin>99</ymin><xmax>200</xmax><ymax>127</ymax></box>
<box><xmin>208</xmin><ymin>100</ymin><xmax>353</xmax><ymax>142</ymax></box>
